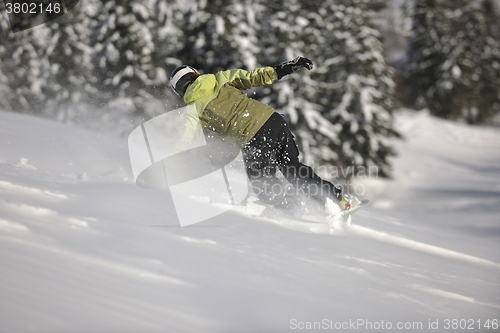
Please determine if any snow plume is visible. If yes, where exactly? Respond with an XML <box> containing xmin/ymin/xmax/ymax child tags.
<box><xmin>128</xmin><ymin>106</ymin><xmax>248</xmax><ymax>226</ymax></box>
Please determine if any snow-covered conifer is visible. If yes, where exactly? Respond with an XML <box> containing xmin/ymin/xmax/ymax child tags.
<box><xmin>41</xmin><ymin>0</ymin><xmax>99</xmax><ymax>120</ymax></box>
<box><xmin>148</xmin><ymin>0</ymin><xmax>185</xmax><ymax>106</ymax></box>
<box><xmin>403</xmin><ymin>0</ymin><xmax>500</xmax><ymax>124</ymax></box>
<box><xmin>91</xmin><ymin>0</ymin><xmax>157</xmax><ymax>114</ymax></box>
<box><xmin>0</xmin><ymin>6</ymin><xmax>14</xmax><ymax>111</ymax></box>
<box><xmin>178</xmin><ymin>0</ymin><xmax>263</xmax><ymax>73</ymax></box>
<box><xmin>259</xmin><ymin>0</ymin><xmax>399</xmax><ymax>179</ymax></box>
<box><xmin>0</xmin><ymin>10</ymin><xmax>48</xmax><ymax>114</ymax></box>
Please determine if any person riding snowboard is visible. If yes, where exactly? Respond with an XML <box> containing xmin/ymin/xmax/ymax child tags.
<box><xmin>170</xmin><ymin>56</ymin><xmax>350</xmax><ymax>212</ymax></box>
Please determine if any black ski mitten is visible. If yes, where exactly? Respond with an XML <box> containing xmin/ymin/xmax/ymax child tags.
<box><xmin>273</xmin><ymin>56</ymin><xmax>314</xmax><ymax>80</ymax></box>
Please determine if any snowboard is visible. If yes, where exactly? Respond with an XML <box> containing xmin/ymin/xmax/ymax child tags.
<box><xmin>341</xmin><ymin>199</ymin><xmax>370</xmax><ymax>217</ymax></box>
<box><xmin>238</xmin><ymin>195</ymin><xmax>369</xmax><ymax>227</ymax></box>
<box><xmin>335</xmin><ymin>199</ymin><xmax>369</xmax><ymax>226</ymax></box>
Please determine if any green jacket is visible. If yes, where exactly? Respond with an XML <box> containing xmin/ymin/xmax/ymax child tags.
<box><xmin>182</xmin><ymin>67</ymin><xmax>278</xmax><ymax>148</ymax></box>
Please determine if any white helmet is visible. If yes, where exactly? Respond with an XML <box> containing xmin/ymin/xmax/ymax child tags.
<box><xmin>170</xmin><ymin>65</ymin><xmax>200</xmax><ymax>97</ymax></box>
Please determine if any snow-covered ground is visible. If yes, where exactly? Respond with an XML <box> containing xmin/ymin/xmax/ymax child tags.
<box><xmin>0</xmin><ymin>109</ymin><xmax>499</xmax><ymax>333</ymax></box>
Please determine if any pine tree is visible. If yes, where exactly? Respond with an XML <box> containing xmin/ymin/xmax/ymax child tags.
<box><xmin>0</xmin><ymin>4</ymin><xmax>14</xmax><ymax>111</ymax></box>
<box><xmin>0</xmin><ymin>0</ymin><xmax>100</xmax><ymax>116</ymax></box>
<box><xmin>91</xmin><ymin>0</ymin><xmax>157</xmax><ymax>115</ymax></box>
<box><xmin>258</xmin><ymin>0</ymin><xmax>399</xmax><ymax>179</ymax></box>
<box><xmin>257</xmin><ymin>0</ymin><xmax>335</xmax><ymax>168</ymax></box>
<box><xmin>317</xmin><ymin>0</ymin><xmax>399</xmax><ymax>179</ymax></box>
<box><xmin>41</xmin><ymin>0</ymin><xmax>99</xmax><ymax>121</ymax></box>
<box><xmin>403</xmin><ymin>0</ymin><xmax>500</xmax><ymax>124</ymax></box>
<box><xmin>148</xmin><ymin>0</ymin><xmax>185</xmax><ymax>106</ymax></box>
<box><xmin>0</xmin><ymin>12</ymin><xmax>48</xmax><ymax>114</ymax></box>
<box><xmin>178</xmin><ymin>0</ymin><xmax>263</xmax><ymax>73</ymax></box>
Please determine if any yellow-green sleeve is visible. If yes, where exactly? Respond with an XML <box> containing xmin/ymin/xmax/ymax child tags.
<box><xmin>221</xmin><ymin>67</ymin><xmax>278</xmax><ymax>90</ymax></box>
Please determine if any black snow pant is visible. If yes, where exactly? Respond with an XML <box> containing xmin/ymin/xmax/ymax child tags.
<box><xmin>242</xmin><ymin>113</ymin><xmax>341</xmax><ymax>208</ymax></box>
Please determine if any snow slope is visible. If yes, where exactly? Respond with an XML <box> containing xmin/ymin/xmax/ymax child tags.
<box><xmin>0</xmin><ymin>109</ymin><xmax>499</xmax><ymax>333</ymax></box>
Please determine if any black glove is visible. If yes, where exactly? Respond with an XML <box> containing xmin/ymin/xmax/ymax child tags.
<box><xmin>273</xmin><ymin>56</ymin><xmax>314</xmax><ymax>80</ymax></box>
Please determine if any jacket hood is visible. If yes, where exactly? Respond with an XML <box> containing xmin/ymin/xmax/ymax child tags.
<box><xmin>183</xmin><ymin>74</ymin><xmax>218</xmax><ymax>105</ymax></box>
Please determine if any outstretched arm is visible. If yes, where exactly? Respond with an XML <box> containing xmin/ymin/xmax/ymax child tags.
<box><xmin>220</xmin><ymin>56</ymin><xmax>314</xmax><ymax>90</ymax></box>
<box><xmin>221</xmin><ymin>67</ymin><xmax>278</xmax><ymax>90</ymax></box>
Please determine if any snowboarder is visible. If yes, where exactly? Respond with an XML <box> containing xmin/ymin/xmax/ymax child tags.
<box><xmin>170</xmin><ymin>57</ymin><xmax>350</xmax><ymax>211</ymax></box>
